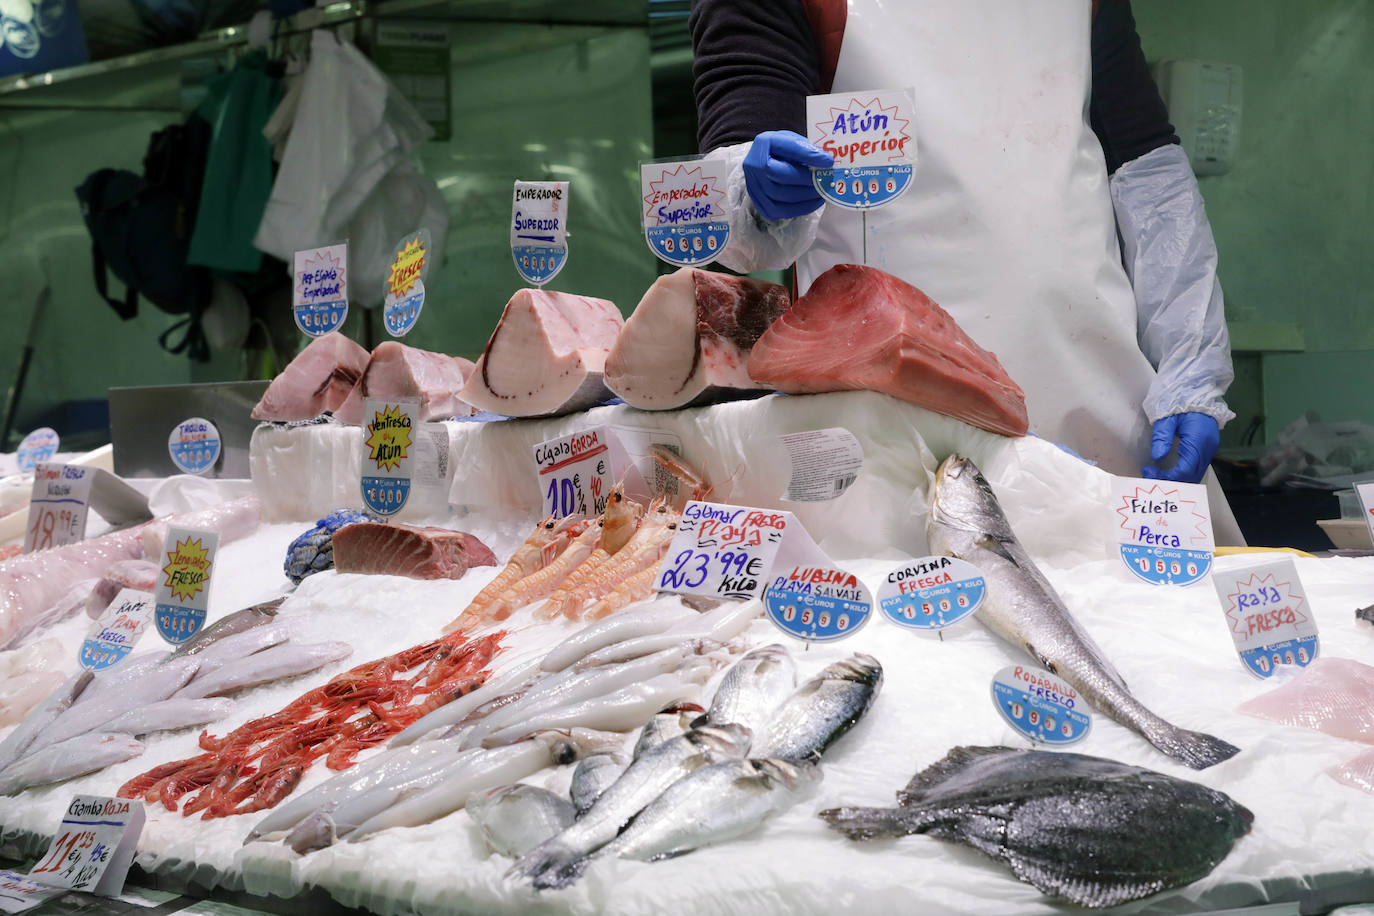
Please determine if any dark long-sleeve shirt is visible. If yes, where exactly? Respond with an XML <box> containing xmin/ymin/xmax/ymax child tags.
<box><xmin>690</xmin><ymin>0</ymin><xmax>1178</xmax><ymax>175</ymax></box>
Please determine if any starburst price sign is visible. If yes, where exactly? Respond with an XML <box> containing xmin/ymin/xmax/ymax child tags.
<box><xmin>640</xmin><ymin>158</ymin><xmax>729</xmax><ymax>268</ymax></box>
<box><xmin>361</xmin><ymin>398</ymin><xmax>417</xmax><ymax>516</ymax></box>
<box><xmin>293</xmin><ymin>242</ymin><xmax>349</xmax><ymax>337</ymax></box>
<box><xmin>1111</xmin><ymin>477</ymin><xmax>1214</xmax><ymax>586</ymax></box>
<box><xmin>383</xmin><ymin>230</ymin><xmax>430</xmax><ymax>337</ymax></box>
<box><xmin>806</xmin><ymin>89</ymin><xmax>916</xmax><ymax>210</ymax></box>
<box><xmin>1213</xmin><ymin>558</ymin><xmax>1319</xmax><ymax>678</ymax></box>
<box><xmin>153</xmin><ymin>527</ymin><xmax>219</xmax><ymax>645</ymax></box>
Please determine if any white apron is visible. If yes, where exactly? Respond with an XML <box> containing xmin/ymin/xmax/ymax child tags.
<box><xmin>803</xmin><ymin>0</ymin><xmax>1243</xmax><ymax>544</ymax></box>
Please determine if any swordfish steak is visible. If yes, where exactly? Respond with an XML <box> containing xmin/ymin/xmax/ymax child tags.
<box><xmin>334</xmin><ymin>342</ymin><xmax>477</xmax><ymax>425</ymax></box>
<box><xmin>459</xmin><ymin>289</ymin><xmax>624</xmax><ymax>418</ymax></box>
<box><xmin>253</xmin><ymin>332</ymin><xmax>370</xmax><ymax>422</ymax></box>
<box><xmin>747</xmin><ymin>264</ymin><xmax>1029</xmax><ymax>437</ymax></box>
<box><xmin>332</xmin><ymin>523</ymin><xmax>497</xmax><ymax>580</ymax></box>
<box><xmin>605</xmin><ymin>268</ymin><xmax>790</xmax><ymax>410</ymax></box>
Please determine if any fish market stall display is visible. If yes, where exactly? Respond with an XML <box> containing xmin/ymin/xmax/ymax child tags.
<box><xmin>4</xmin><ymin>388</ymin><xmax>1374</xmax><ymax>916</ymax></box>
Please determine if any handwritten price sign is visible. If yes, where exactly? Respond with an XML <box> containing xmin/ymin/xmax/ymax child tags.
<box><xmin>1213</xmin><ymin>558</ymin><xmax>1319</xmax><ymax>678</ymax></box>
<box><xmin>656</xmin><ymin>501</ymin><xmax>787</xmax><ymax>601</ymax></box>
<box><xmin>806</xmin><ymin>88</ymin><xmax>916</xmax><ymax>210</ymax></box>
<box><xmin>1111</xmin><ymin>477</ymin><xmax>1214</xmax><ymax>586</ymax></box>
<box><xmin>534</xmin><ymin>428</ymin><xmax>612</xmax><ymax>519</ymax></box>
<box><xmin>80</xmin><ymin>588</ymin><xmax>153</xmax><ymax>672</ymax></box>
<box><xmin>512</xmin><ymin>180</ymin><xmax>570</xmax><ymax>286</ymax></box>
<box><xmin>640</xmin><ymin>158</ymin><xmax>729</xmax><ymax>268</ymax></box>
<box><xmin>0</xmin><ymin>871</ymin><xmax>65</xmax><ymax>913</ymax></box>
<box><xmin>23</xmin><ymin>463</ymin><xmax>93</xmax><ymax>553</ymax></box>
<box><xmin>29</xmin><ymin>796</ymin><xmax>144</xmax><ymax>897</ymax></box>
<box><xmin>293</xmin><ymin>243</ymin><xmax>349</xmax><ymax>337</ymax></box>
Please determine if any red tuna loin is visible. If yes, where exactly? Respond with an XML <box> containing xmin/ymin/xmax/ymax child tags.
<box><xmin>605</xmin><ymin>268</ymin><xmax>791</xmax><ymax>410</ymax></box>
<box><xmin>459</xmin><ymin>289</ymin><xmax>625</xmax><ymax>417</ymax></box>
<box><xmin>334</xmin><ymin>342</ymin><xmax>477</xmax><ymax>425</ymax></box>
<box><xmin>332</xmin><ymin>523</ymin><xmax>498</xmax><ymax>580</ymax></box>
<box><xmin>747</xmin><ymin>265</ymin><xmax>1029</xmax><ymax>437</ymax></box>
<box><xmin>252</xmin><ymin>333</ymin><xmax>369</xmax><ymax>421</ymax></box>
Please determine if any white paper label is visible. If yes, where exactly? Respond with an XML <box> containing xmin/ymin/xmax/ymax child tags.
<box><xmin>640</xmin><ymin>157</ymin><xmax>729</xmax><ymax>267</ymax></box>
<box><xmin>28</xmin><ymin>796</ymin><xmax>145</xmax><ymax>896</ymax></box>
<box><xmin>16</xmin><ymin>428</ymin><xmax>58</xmax><ymax>473</ymax></box>
<box><xmin>877</xmin><ymin>556</ymin><xmax>986</xmax><ymax>631</ymax></box>
<box><xmin>534</xmin><ymin>427</ymin><xmax>613</xmax><ymax>518</ymax></box>
<box><xmin>1111</xmin><ymin>477</ymin><xmax>1214</xmax><ymax>586</ymax></box>
<box><xmin>656</xmin><ymin>501</ymin><xmax>788</xmax><ymax>601</ymax></box>
<box><xmin>1356</xmin><ymin>482</ymin><xmax>1374</xmax><ymax>546</ymax></box>
<box><xmin>779</xmin><ymin>427</ymin><xmax>863</xmax><ymax>502</ymax></box>
<box><xmin>153</xmin><ymin>527</ymin><xmax>219</xmax><ymax>645</ymax></box>
<box><xmin>168</xmin><ymin>417</ymin><xmax>221</xmax><ymax>476</ymax></box>
<box><xmin>80</xmin><ymin>588</ymin><xmax>154</xmax><ymax>672</ymax></box>
<box><xmin>1212</xmin><ymin>558</ymin><xmax>1319</xmax><ymax>678</ymax></box>
<box><xmin>806</xmin><ymin>88</ymin><xmax>916</xmax><ymax>210</ymax></box>
<box><xmin>23</xmin><ymin>463</ymin><xmax>93</xmax><ymax>553</ymax></box>
<box><xmin>512</xmin><ymin>181</ymin><xmax>570</xmax><ymax>285</ymax></box>
<box><xmin>361</xmin><ymin>398</ymin><xmax>418</xmax><ymax>517</ymax></box>
<box><xmin>293</xmin><ymin>242</ymin><xmax>349</xmax><ymax>336</ymax></box>
<box><xmin>0</xmin><ymin>871</ymin><xmax>64</xmax><ymax>913</ymax></box>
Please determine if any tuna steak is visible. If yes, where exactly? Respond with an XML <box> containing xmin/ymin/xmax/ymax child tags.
<box><xmin>1236</xmin><ymin>657</ymin><xmax>1374</xmax><ymax>743</ymax></box>
<box><xmin>459</xmin><ymin>288</ymin><xmax>624</xmax><ymax>417</ymax></box>
<box><xmin>332</xmin><ymin>523</ymin><xmax>497</xmax><ymax>580</ymax></box>
<box><xmin>821</xmin><ymin>745</ymin><xmax>1253</xmax><ymax>908</ymax></box>
<box><xmin>334</xmin><ymin>342</ymin><xmax>477</xmax><ymax>425</ymax></box>
<box><xmin>252</xmin><ymin>332</ymin><xmax>369</xmax><ymax>422</ymax></box>
<box><xmin>605</xmin><ymin>268</ymin><xmax>790</xmax><ymax>409</ymax></box>
<box><xmin>748</xmin><ymin>264</ymin><xmax>1029</xmax><ymax>437</ymax></box>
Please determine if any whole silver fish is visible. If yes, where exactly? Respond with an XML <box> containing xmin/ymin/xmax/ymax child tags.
<box><xmin>602</xmin><ymin>757</ymin><xmax>821</xmax><ymax>861</ymax></box>
<box><xmin>176</xmin><ymin>641</ymin><xmax>352</xmax><ymax>699</ymax></box>
<box><xmin>101</xmin><ymin>697</ymin><xmax>234</xmax><ymax>737</ymax></box>
<box><xmin>540</xmin><ymin>602</ymin><xmax>700</xmax><ymax>672</ymax></box>
<box><xmin>631</xmin><ymin>702</ymin><xmax>704</xmax><ymax>760</ymax></box>
<box><xmin>0</xmin><ymin>671</ymin><xmax>92</xmax><ymax>772</ymax></box>
<box><xmin>569</xmin><ymin>751</ymin><xmax>629</xmax><ymax>814</ymax></box>
<box><xmin>37</xmin><ymin>657</ymin><xmax>200</xmax><ymax>748</ymax></box>
<box><xmin>700</xmin><ymin>644</ymin><xmax>797</xmax><ymax>738</ymax></box>
<box><xmin>0</xmin><ymin>733</ymin><xmax>144</xmax><ymax>795</ymax></box>
<box><xmin>927</xmin><ymin>454</ymin><xmax>1240</xmax><ymax>770</ymax></box>
<box><xmin>510</xmin><ymin>724</ymin><xmax>752</xmax><ymax>889</ymax></box>
<box><xmin>170</xmin><ymin>596</ymin><xmax>284</xmax><ymax>657</ymax></box>
<box><xmin>467</xmin><ymin>784</ymin><xmax>577</xmax><ymax>857</ymax></box>
<box><xmin>753</xmin><ymin>654</ymin><xmax>882</xmax><ymax>762</ymax></box>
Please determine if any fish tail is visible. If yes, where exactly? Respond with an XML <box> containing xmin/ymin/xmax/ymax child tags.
<box><xmin>509</xmin><ymin>840</ymin><xmax>589</xmax><ymax>890</ymax></box>
<box><xmin>818</xmin><ymin>805</ymin><xmax>932</xmax><ymax>841</ymax></box>
<box><xmin>1152</xmin><ymin>726</ymin><xmax>1241</xmax><ymax>770</ymax></box>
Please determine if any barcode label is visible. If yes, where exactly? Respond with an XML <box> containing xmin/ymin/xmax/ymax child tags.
<box><xmin>833</xmin><ymin>475</ymin><xmax>857</xmax><ymax>493</ymax></box>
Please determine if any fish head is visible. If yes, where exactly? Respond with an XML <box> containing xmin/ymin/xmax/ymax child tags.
<box><xmin>823</xmin><ymin>653</ymin><xmax>884</xmax><ymax>689</ymax></box>
<box><xmin>930</xmin><ymin>455</ymin><xmax>1011</xmax><ymax>537</ymax></box>
<box><xmin>532</xmin><ymin>728</ymin><xmax>625</xmax><ymax>763</ymax></box>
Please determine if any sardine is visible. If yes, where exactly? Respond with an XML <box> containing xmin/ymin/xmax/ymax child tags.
<box><xmin>0</xmin><ymin>671</ymin><xmax>93</xmax><ymax>772</ymax></box>
<box><xmin>37</xmin><ymin>657</ymin><xmax>200</xmax><ymax>748</ymax></box>
<box><xmin>821</xmin><ymin>745</ymin><xmax>1253</xmax><ymax>908</ymax></box>
<box><xmin>102</xmin><ymin>697</ymin><xmax>234</xmax><ymax>737</ymax></box>
<box><xmin>467</xmin><ymin>784</ymin><xmax>577</xmax><ymax>857</ymax></box>
<box><xmin>539</xmin><ymin>601</ymin><xmax>700</xmax><ymax>672</ymax></box>
<box><xmin>511</xmin><ymin>724</ymin><xmax>751</xmax><ymax>889</ymax></box>
<box><xmin>753</xmin><ymin>654</ymin><xmax>882</xmax><ymax>762</ymax></box>
<box><xmin>0</xmin><ymin>733</ymin><xmax>145</xmax><ymax>796</ymax></box>
<box><xmin>699</xmin><ymin>644</ymin><xmax>797</xmax><ymax>738</ymax></box>
<box><xmin>176</xmin><ymin>641</ymin><xmax>352</xmax><ymax>699</ymax></box>
<box><xmin>569</xmin><ymin>752</ymin><xmax>629</xmax><ymax>814</ymax></box>
<box><xmin>480</xmin><ymin>667</ymin><xmax>714</xmax><ymax>748</ymax></box>
<box><xmin>346</xmin><ymin>730</ymin><xmax>620</xmax><ymax>842</ymax></box>
<box><xmin>927</xmin><ymin>454</ymin><xmax>1240</xmax><ymax>770</ymax></box>
<box><xmin>632</xmin><ymin>702</ymin><xmax>705</xmax><ymax>760</ymax></box>
<box><xmin>389</xmin><ymin>660</ymin><xmax>541</xmax><ymax>747</ymax></box>
<box><xmin>603</xmin><ymin>757</ymin><xmax>821</xmax><ymax>861</ymax></box>
<box><xmin>170</xmin><ymin>596</ymin><xmax>284</xmax><ymax>657</ymax></box>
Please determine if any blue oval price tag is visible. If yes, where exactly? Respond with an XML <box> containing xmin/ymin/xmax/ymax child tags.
<box><xmin>991</xmin><ymin>664</ymin><xmax>1091</xmax><ymax>747</ymax></box>
<box><xmin>877</xmin><ymin>556</ymin><xmax>984</xmax><ymax>630</ymax></box>
<box><xmin>167</xmin><ymin>418</ymin><xmax>221</xmax><ymax>476</ymax></box>
<box><xmin>764</xmin><ymin>566</ymin><xmax>871</xmax><ymax>643</ymax></box>
<box><xmin>383</xmin><ymin>279</ymin><xmax>426</xmax><ymax>337</ymax></box>
<box><xmin>17</xmin><ymin>427</ymin><xmax>59</xmax><ymax>472</ymax></box>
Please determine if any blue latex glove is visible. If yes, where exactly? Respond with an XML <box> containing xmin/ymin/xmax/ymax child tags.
<box><xmin>743</xmin><ymin>130</ymin><xmax>834</xmax><ymax>221</ymax></box>
<box><xmin>1141</xmin><ymin>413</ymin><xmax>1220</xmax><ymax>483</ymax></box>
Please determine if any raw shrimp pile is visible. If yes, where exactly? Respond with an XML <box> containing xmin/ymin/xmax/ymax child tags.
<box><xmin>117</xmin><ymin>630</ymin><xmax>504</xmax><ymax>818</ymax></box>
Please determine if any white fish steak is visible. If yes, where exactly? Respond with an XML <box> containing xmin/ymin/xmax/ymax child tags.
<box><xmin>468</xmin><ymin>784</ymin><xmax>577</xmax><ymax>857</ymax></box>
<box><xmin>0</xmin><ymin>732</ymin><xmax>145</xmax><ymax>795</ymax></box>
<box><xmin>699</xmin><ymin>643</ymin><xmax>798</xmax><ymax>739</ymax></box>
<box><xmin>926</xmin><ymin>454</ymin><xmax>1240</xmax><ymax>770</ymax></box>
<box><xmin>753</xmin><ymin>654</ymin><xmax>883</xmax><ymax>762</ymax></box>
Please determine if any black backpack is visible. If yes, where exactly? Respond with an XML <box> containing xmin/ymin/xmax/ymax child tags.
<box><xmin>76</xmin><ymin>115</ymin><xmax>213</xmax><ymax>360</ymax></box>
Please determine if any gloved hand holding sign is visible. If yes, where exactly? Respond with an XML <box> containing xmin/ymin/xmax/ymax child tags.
<box><xmin>1141</xmin><ymin>412</ymin><xmax>1220</xmax><ymax>483</ymax></box>
<box><xmin>743</xmin><ymin>130</ymin><xmax>834</xmax><ymax>221</ymax></box>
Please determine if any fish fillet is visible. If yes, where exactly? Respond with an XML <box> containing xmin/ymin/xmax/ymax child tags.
<box><xmin>252</xmin><ymin>332</ymin><xmax>370</xmax><ymax>421</ymax></box>
<box><xmin>460</xmin><ymin>288</ymin><xmax>625</xmax><ymax>417</ymax></box>
<box><xmin>748</xmin><ymin>264</ymin><xmax>1029</xmax><ymax>437</ymax></box>
<box><xmin>1328</xmin><ymin>747</ymin><xmax>1374</xmax><ymax>794</ymax></box>
<box><xmin>335</xmin><ymin>341</ymin><xmax>477</xmax><ymax>425</ymax></box>
<box><xmin>332</xmin><ymin>522</ymin><xmax>497</xmax><ymax>580</ymax></box>
<box><xmin>1236</xmin><ymin>657</ymin><xmax>1374</xmax><ymax>743</ymax></box>
<box><xmin>605</xmin><ymin>267</ymin><xmax>789</xmax><ymax>409</ymax></box>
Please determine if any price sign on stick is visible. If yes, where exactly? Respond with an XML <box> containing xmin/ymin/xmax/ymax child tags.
<box><xmin>512</xmin><ymin>181</ymin><xmax>570</xmax><ymax>286</ymax></box>
<box><xmin>878</xmin><ymin>556</ymin><xmax>986</xmax><ymax>631</ymax></box>
<box><xmin>361</xmin><ymin>399</ymin><xmax>417</xmax><ymax>517</ymax></box>
<box><xmin>168</xmin><ymin>418</ymin><xmax>221</xmax><ymax>476</ymax></box>
<box><xmin>23</xmin><ymin>464</ymin><xmax>93</xmax><ymax>553</ymax></box>
<box><xmin>533</xmin><ymin>428</ymin><xmax>612</xmax><ymax>519</ymax></box>
<box><xmin>16</xmin><ymin>427</ymin><xmax>58</xmax><ymax>472</ymax></box>
<box><xmin>807</xmin><ymin>88</ymin><xmax>916</xmax><ymax>210</ymax></box>
<box><xmin>991</xmin><ymin>664</ymin><xmax>1092</xmax><ymax>747</ymax></box>
<box><xmin>153</xmin><ymin>527</ymin><xmax>218</xmax><ymax>645</ymax></box>
<box><xmin>656</xmin><ymin>501</ymin><xmax>787</xmax><ymax>601</ymax></box>
<box><xmin>640</xmin><ymin>158</ymin><xmax>729</xmax><ymax>268</ymax></box>
<box><xmin>80</xmin><ymin>589</ymin><xmax>154</xmax><ymax>672</ymax></box>
<box><xmin>764</xmin><ymin>565</ymin><xmax>871</xmax><ymax>642</ymax></box>
<box><xmin>1111</xmin><ymin>477</ymin><xmax>1214</xmax><ymax>586</ymax></box>
<box><xmin>1213</xmin><ymin>558</ymin><xmax>1319</xmax><ymax>678</ymax></box>
<box><xmin>29</xmin><ymin>796</ymin><xmax>145</xmax><ymax>896</ymax></box>
<box><xmin>293</xmin><ymin>242</ymin><xmax>349</xmax><ymax>336</ymax></box>
<box><xmin>383</xmin><ymin>230</ymin><xmax>430</xmax><ymax>337</ymax></box>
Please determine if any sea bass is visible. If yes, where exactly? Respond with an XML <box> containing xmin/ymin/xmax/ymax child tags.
<box><xmin>752</xmin><ymin>654</ymin><xmax>882</xmax><ymax>761</ymax></box>
<box><xmin>926</xmin><ymin>455</ymin><xmax>1239</xmax><ymax>770</ymax></box>
<box><xmin>821</xmin><ymin>745</ymin><xmax>1253</xmax><ymax>908</ymax></box>
<box><xmin>569</xmin><ymin>751</ymin><xmax>629</xmax><ymax>814</ymax></box>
